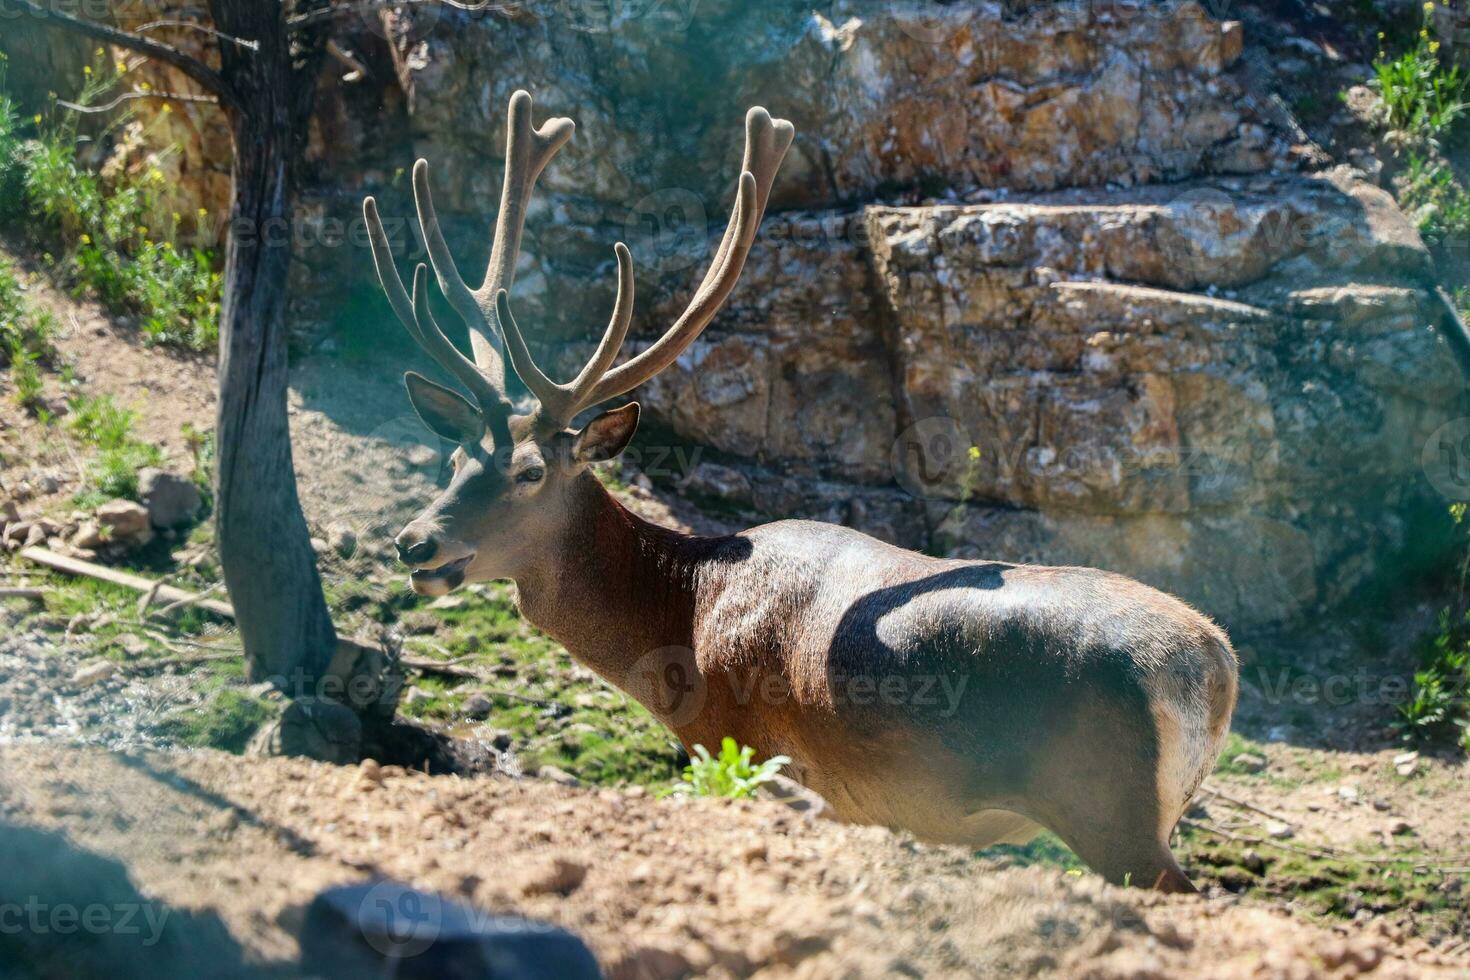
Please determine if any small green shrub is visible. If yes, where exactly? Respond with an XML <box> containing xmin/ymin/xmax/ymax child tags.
<box><xmin>1</xmin><ymin>58</ymin><xmax>221</xmax><ymax>352</ymax></box>
<box><xmin>1400</xmin><ymin>152</ymin><xmax>1470</xmax><ymax>245</ymax></box>
<box><xmin>1396</xmin><ymin>607</ymin><xmax>1470</xmax><ymax>750</ymax></box>
<box><xmin>66</xmin><ymin>393</ymin><xmax>164</xmax><ymax>504</ymax></box>
<box><xmin>662</xmin><ymin>737</ymin><xmax>790</xmax><ymax>799</ymax></box>
<box><xmin>1372</xmin><ymin>7</ymin><xmax>1468</xmax><ymax>139</ymax></box>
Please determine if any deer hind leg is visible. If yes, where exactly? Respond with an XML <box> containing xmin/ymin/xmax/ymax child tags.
<box><xmin>1024</xmin><ymin>699</ymin><xmax>1199</xmax><ymax>893</ymax></box>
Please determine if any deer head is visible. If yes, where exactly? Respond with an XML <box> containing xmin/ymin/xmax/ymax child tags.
<box><xmin>364</xmin><ymin>91</ymin><xmax>793</xmax><ymax>595</ymax></box>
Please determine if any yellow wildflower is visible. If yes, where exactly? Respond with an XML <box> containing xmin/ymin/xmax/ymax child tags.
<box><xmin>79</xmin><ymin>234</ymin><xmax>91</xmax><ymax>245</ymax></box>
<box><xmin>1425</xmin><ymin>1</ymin><xmax>1435</xmax><ymax>10</ymax></box>
<box><xmin>83</xmin><ymin>65</ymin><xmax>92</xmax><ymax>76</ymax></box>
<box><xmin>198</xmin><ymin>208</ymin><xmax>209</xmax><ymax>218</ymax></box>
<box><xmin>140</xmin><ymin>82</ymin><xmax>152</xmax><ymax>92</ymax></box>
<box><xmin>1431</xmin><ymin>40</ymin><xmax>1442</xmax><ymax>52</ymax></box>
<box><xmin>161</xmin><ymin>104</ymin><xmax>172</xmax><ymax>115</ymax></box>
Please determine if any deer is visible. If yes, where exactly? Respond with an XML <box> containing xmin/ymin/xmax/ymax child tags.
<box><xmin>363</xmin><ymin>90</ymin><xmax>1239</xmax><ymax>893</ymax></box>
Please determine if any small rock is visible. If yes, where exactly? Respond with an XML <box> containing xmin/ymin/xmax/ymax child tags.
<box><xmin>0</xmin><ymin>500</ymin><xmax>18</xmax><ymax>525</ymax></box>
<box><xmin>113</xmin><ymin>634</ymin><xmax>151</xmax><ymax>658</ymax></box>
<box><xmin>1241</xmin><ymin>848</ymin><xmax>1266</xmax><ymax>874</ymax></box>
<box><xmin>488</xmin><ymin>729</ymin><xmax>513</xmax><ymax>751</ymax></box>
<box><xmin>1265</xmin><ymin>820</ymin><xmax>1294</xmax><ymax>839</ymax></box>
<box><xmin>403</xmin><ymin>686</ymin><xmax>436</xmax><ymax>706</ymax></box>
<box><xmin>23</xmin><ymin>524</ymin><xmax>45</xmax><ymax>548</ymax></box>
<box><xmin>2</xmin><ymin>520</ymin><xmax>31</xmax><ymax>547</ymax></box>
<box><xmin>326</xmin><ymin>522</ymin><xmax>357</xmax><ymax>559</ymax></box>
<box><xmin>1337</xmin><ymin>785</ymin><xmax>1360</xmax><ymax>802</ymax></box>
<box><xmin>1393</xmin><ymin>751</ymin><xmax>1419</xmax><ymax>777</ymax></box>
<box><xmin>1231</xmin><ymin>752</ymin><xmax>1268</xmax><ymax>773</ymax></box>
<box><xmin>35</xmin><ymin>474</ymin><xmax>59</xmax><ymax>495</ymax></box>
<box><xmin>518</xmin><ymin>857</ymin><xmax>587</xmax><ymax>897</ymax></box>
<box><xmin>535</xmin><ymin>765</ymin><xmax>580</xmax><ymax>787</ymax></box>
<box><xmin>71</xmin><ymin>661</ymin><xmax>116</xmax><ymax>687</ymax></box>
<box><xmin>611</xmin><ymin>944</ymin><xmax>692</xmax><ymax>980</ymax></box>
<box><xmin>358</xmin><ymin>758</ymin><xmax>383</xmax><ymax>782</ymax></box>
<box><xmin>463</xmin><ymin>693</ymin><xmax>494</xmax><ymax>720</ymax></box>
<box><xmin>95</xmin><ymin>499</ymin><xmax>153</xmax><ymax>547</ymax></box>
<box><xmin>1387</xmin><ymin>819</ymin><xmax>1413</xmax><ymax>836</ymax></box>
<box><xmin>310</xmin><ymin>537</ymin><xmax>330</xmax><ymax>557</ymax></box>
<box><xmin>429</xmin><ymin>594</ymin><xmax>467</xmax><ymax>610</ymax></box>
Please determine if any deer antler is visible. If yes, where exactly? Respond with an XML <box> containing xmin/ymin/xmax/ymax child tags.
<box><xmin>363</xmin><ymin>89</ymin><xmax>572</xmax><ymax>406</ymax></box>
<box><xmin>496</xmin><ymin>106</ymin><xmax>795</xmax><ymax>429</ymax></box>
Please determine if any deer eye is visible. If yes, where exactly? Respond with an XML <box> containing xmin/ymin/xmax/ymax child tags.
<box><xmin>516</xmin><ymin>466</ymin><xmax>545</xmax><ymax>485</ymax></box>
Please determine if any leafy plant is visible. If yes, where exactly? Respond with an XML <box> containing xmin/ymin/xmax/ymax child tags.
<box><xmin>66</xmin><ymin>393</ymin><xmax>164</xmax><ymax>504</ymax></box>
<box><xmin>1372</xmin><ymin>5</ymin><xmax>1468</xmax><ymax>139</ymax></box>
<box><xmin>1</xmin><ymin>58</ymin><xmax>221</xmax><ymax>352</ymax></box>
<box><xmin>1396</xmin><ymin>607</ymin><xmax>1470</xmax><ymax>750</ymax></box>
<box><xmin>1400</xmin><ymin>151</ymin><xmax>1470</xmax><ymax>246</ymax></box>
<box><xmin>662</xmin><ymin>737</ymin><xmax>790</xmax><ymax>799</ymax></box>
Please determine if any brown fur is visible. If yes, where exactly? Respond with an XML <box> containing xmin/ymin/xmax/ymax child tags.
<box><xmin>490</xmin><ymin>470</ymin><xmax>1239</xmax><ymax>892</ymax></box>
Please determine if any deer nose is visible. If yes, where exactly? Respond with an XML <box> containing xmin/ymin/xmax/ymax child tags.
<box><xmin>395</xmin><ymin>529</ymin><xmax>438</xmax><ymax>565</ymax></box>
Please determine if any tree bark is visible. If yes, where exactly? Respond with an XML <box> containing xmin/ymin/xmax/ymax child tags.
<box><xmin>209</xmin><ymin>0</ymin><xmax>337</xmax><ymax>693</ymax></box>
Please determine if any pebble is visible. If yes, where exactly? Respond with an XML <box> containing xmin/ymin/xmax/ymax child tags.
<box><xmin>1231</xmin><ymin>752</ymin><xmax>1268</xmax><ymax>773</ymax></box>
<box><xmin>70</xmin><ymin>660</ymin><xmax>116</xmax><ymax>687</ymax></box>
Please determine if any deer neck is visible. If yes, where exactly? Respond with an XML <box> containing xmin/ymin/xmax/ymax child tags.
<box><xmin>511</xmin><ymin>472</ymin><xmax>709</xmax><ymax>682</ymax></box>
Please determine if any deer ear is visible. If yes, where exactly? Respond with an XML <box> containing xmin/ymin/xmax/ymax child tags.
<box><xmin>404</xmin><ymin>371</ymin><xmax>483</xmax><ymax>445</ymax></box>
<box><xmin>573</xmin><ymin>402</ymin><xmax>640</xmax><ymax>464</ymax></box>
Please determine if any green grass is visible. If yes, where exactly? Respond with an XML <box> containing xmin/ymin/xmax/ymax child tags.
<box><xmin>1400</xmin><ymin>151</ymin><xmax>1470</xmax><ymax>246</ymax></box>
<box><xmin>65</xmin><ymin>393</ymin><xmax>165</xmax><ymax>505</ymax></box>
<box><xmin>1179</xmin><ymin>825</ymin><xmax>1466</xmax><ymax>939</ymax></box>
<box><xmin>373</xmin><ymin>582</ymin><xmax>685</xmax><ymax>786</ymax></box>
<box><xmin>151</xmin><ymin>688</ymin><xmax>277</xmax><ymax>753</ymax></box>
<box><xmin>0</xmin><ymin>55</ymin><xmax>220</xmax><ymax>352</ymax></box>
<box><xmin>978</xmin><ymin>831</ymin><xmax>1087</xmax><ymax>873</ymax></box>
<box><xmin>1372</xmin><ymin>7</ymin><xmax>1467</xmax><ymax>139</ymax></box>
<box><xmin>1212</xmin><ymin>731</ymin><xmax>1267</xmax><ymax>775</ymax></box>
<box><xmin>0</xmin><ymin>255</ymin><xmax>57</xmax><ymax>411</ymax></box>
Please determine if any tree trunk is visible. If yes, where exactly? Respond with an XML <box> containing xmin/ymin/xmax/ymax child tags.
<box><xmin>210</xmin><ymin>0</ymin><xmax>337</xmax><ymax>693</ymax></box>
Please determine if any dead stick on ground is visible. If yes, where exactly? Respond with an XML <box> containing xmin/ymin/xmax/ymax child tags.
<box><xmin>398</xmin><ymin>656</ymin><xmax>554</xmax><ymax>707</ymax></box>
<box><xmin>1198</xmin><ymin>783</ymin><xmax>1296</xmax><ymax>825</ymax></box>
<box><xmin>137</xmin><ymin>579</ymin><xmax>166</xmax><ymax>618</ymax></box>
<box><xmin>0</xmin><ymin>587</ymin><xmax>46</xmax><ymax>601</ymax></box>
<box><xmin>149</xmin><ymin>582</ymin><xmax>225</xmax><ymax>620</ymax></box>
<box><xmin>19</xmin><ymin>547</ymin><xmax>235</xmax><ymax>619</ymax></box>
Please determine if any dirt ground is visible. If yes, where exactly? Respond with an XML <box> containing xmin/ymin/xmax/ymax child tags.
<box><xmin>2</xmin><ymin>742</ymin><xmax>1466</xmax><ymax>980</ymax></box>
<box><xmin>4</xmin><ymin>247</ymin><xmax>1470</xmax><ymax>976</ymax></box>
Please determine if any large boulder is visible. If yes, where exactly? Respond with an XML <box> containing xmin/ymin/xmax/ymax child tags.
<box><xmin>27</xmin><ymin>0</ymin><xmax>1465</xmax><ymax>631</ymax></box>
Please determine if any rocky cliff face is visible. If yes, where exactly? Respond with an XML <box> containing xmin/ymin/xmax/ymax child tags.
<box><xmin>10</xmin><ymin>1</ymin><xmax>1464</xmax><ymax>631</ymax></box>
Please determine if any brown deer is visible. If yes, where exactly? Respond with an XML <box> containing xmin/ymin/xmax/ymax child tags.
<box><xmin>363</xmin><ymin>91</ymin><xmax>1238</xmax><ymax>893</ymax></box>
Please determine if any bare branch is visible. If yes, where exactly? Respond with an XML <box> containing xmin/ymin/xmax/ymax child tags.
<box><xmin>287</xmin><ymin>0</ymin><xmax>520</xmax><ymax>31</ymax></box>
<box><xmin>56</xmin><ymin>91</ymin><xmax>220</xmax><ymax>115</ymax></box>
<box><xmin>135</xmin><ymin>18</ymin><xmax>259</xmax><ymax>52</ymax></box>
<box><xmin>0</xmin><ymin>0</ymin><xmax>242</xmax><ymax>114</ymax></box>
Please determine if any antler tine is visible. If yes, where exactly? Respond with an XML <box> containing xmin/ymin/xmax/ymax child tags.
<box><xmin>584</xmin><ymin>107</ymin><xmax>793</xmax><ymax>406</ymax></box>
<box><xmin>471</xmin><ymin>90</ymin><xmax>575</xmax><ymax>372</ymax></box>
<box><xmin>494</xmin><ymin>241</ymin><xmax>636</xmax><ymax>428</ymax></box>
<box><xmin>412</xmin><ymin>159</ymin><xmax>504</xmax><ymax>387</ymax></box>
<box><xmin>364</xmin><ymin>193</ymin><xmax>508</xmax><ymax>415</ymax></box>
